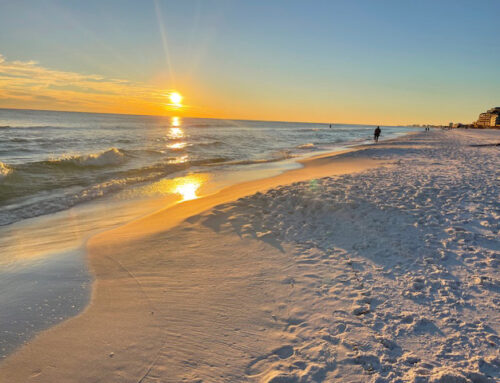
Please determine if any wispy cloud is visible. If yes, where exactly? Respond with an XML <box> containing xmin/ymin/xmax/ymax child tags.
<box><xmin>0</xmin><ymin>53</ymin><xmax>175</xmax><ymax>115</ymax></box>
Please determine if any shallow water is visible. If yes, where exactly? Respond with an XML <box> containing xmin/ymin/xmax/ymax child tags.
<box><xmin>0</xmin><ymin>249</ymin><xmax>90</xmax><ymax>359</ymax></box>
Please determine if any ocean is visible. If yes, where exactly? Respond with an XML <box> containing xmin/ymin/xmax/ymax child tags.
<box><xmin>0</xmin><ymin>108</ymin><xmax>416</xmax><ymax>358</ymax></box>
<box><xmin>0</xmin><ymin>108</ymin><xmax>413</xmax><ymax>227</ymax></box>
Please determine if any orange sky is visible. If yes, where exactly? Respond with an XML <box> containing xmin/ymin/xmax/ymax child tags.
<box><xmin>0</xmin><ymin>53</ymin><xmax>486</xmax><ymax>125</ymax></box>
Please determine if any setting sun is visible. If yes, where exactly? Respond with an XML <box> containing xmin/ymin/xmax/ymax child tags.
<box><xmin>168</xmin><ymin>92</ymin><xmax>183</xmax><ymax>107</ymax></box>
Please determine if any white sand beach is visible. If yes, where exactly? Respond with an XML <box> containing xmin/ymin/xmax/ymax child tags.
<box><xmin>0</xmin><ymin>130</ymin><xmax>498</xmax><ymax>383</ymax></box>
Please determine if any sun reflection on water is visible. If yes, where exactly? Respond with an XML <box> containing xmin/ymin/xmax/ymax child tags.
<box><xmin>169</xmin><ymin>154</ymin><xmax>189</xmax><ymax>164</ymax></box>
<box><xmin>171</xmin><ymin>116</ymin><xmax>181</xmax><ymax>126</ymax></box>
<box><xmin>167</xmin><ymin>142</ymin><xmax>187</xmax><ymax>150</ymax></box>
<box><xmin>167</xmin><ymin>117</ymin><xmax>186</xmax><ymax>148</ymax></box>
<box><xmin>121</xmin><ymin>174</ymin><xmax>208</xmax><ymax>202</ymax></box>
<box><xmin>169</xmin><ymin>127</ymin><xmax>184</xmax><ymax>139</ymax></box>
<box><xmin>174</xmin><ymin>182</ymin><xmax>199</xmax><ymax>201</ymax></box>
<box><xmin>173</xmin><ymin>175</ymin><xmax>205</xmax><ymax>201</ymax></box>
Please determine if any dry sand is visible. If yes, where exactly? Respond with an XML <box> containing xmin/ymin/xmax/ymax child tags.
<box><xmin>1</xmin><ymin>130</ymin><xmax>498</xmax><ymax>383</ymax></box>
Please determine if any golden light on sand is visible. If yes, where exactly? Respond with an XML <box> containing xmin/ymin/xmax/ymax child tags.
<box><xmin>168</xmin><ymin>92</ymin><xmax>183</xmax><ymax>107</ymax></box>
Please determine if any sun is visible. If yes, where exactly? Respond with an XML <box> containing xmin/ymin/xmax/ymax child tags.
<box><xmin>168</xmin><ymin>92</ymin><xmax>183</xmax><ymax>107</ymax></box>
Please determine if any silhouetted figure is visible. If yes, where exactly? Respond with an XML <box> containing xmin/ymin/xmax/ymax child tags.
<box><xmin>374</xmin><ymin>126</ymin><xmax>381</xmax><ymax>142</ymax></box>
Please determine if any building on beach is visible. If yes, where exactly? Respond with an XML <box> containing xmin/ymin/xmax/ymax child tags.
<box><xmin>475</xmin><ymin>107</ymin><xmax>500</xmax><ymax>127</ymax></box>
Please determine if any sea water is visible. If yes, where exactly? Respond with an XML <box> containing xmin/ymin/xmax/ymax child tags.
<box><xmin>0</xmin><ymin>108</ymin><xmax>414</xmax><ymax>227</ymax></box>
<box><xmin>0</xmin><ymin>108</ymin><xmax>417</xmax><ymax>357</ymax></box>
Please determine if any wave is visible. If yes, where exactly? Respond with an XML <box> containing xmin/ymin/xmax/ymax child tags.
<box><xmin>127</xmin><ymin>148</ymin><xmax>166</xmax><ymax>156</ymax></box>
<box><xmin>208</xmin><ymin>152</ymin><xmax>293</xmax><ymax>167</ymax></box>
<box><xmin>218</xmin><ymin>158</ymin><xmax>284</xmax><ymax>166</ymax></box>
<box><xmin>297</xmin><ymin>143</ymin><xmax>315</xmax><ymax>149</ymax></box>
<box><xmin>186</xmin><ymin>123</ymin><xmax>212</xmax><ymax>128</ymax></box>
<box><xmin>0</xmin><ymin>156</ymin><xmax>231</xmax><ymax>226</ymax></box>
<box><xmin>195</xmin><ymin>140</ymin><xmax>223</xmax><ymax>147</ymax></box>
<box><xmin>198</xmin><ymin>157</ymin><xmax>227</xmax><ymax>165</ymax></box>
<box><xmin>117</xmin><ymin>138</ymin><xmax>133</xmax><ymax>144</ymax></box>
<box><xmin>8</xmin><ymin>137</ymin><xmax>33</xmax><ymax>143</ymax></box>
<box><xmin>47</xmin><ymin>148</ymin><xmax>127</xmax><ymax>167</ymax></box>
<box><xmin>0</xmin><ymin>125</ymin><xmax>54</xmax><ymax>130</ymax></box>
<box><xmin>164</xmin><ymin>141</ymin><xmax>223</xmax><ymax>151</ymax></box>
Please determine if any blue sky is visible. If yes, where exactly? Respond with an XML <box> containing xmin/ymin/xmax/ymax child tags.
<box><xmin>0</xmin><ymin>0</ymin><xmax>498</xmax><ymax>124</ymax></box>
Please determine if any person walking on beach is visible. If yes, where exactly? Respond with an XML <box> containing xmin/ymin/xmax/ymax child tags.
<box><xmin>374</xmin><ymin>126</ymin><xmax>381</xmax><ymax>142</ymax></box>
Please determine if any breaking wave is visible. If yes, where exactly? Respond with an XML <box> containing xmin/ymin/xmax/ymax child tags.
<box><xmin>47</xmin><ymin>148</ymin><xmax>127</xmax><ymax>168</ymax></box>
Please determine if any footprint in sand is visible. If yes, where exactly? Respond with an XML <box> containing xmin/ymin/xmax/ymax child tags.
<box><xmin>30</xmin><ymin>369</ymin><xmax>42</xmax><ymax>377</ymax></box>
<box><xmin>273</xmin><ymin>345</ymin><xmax>294</xmax><ymax>359</ymax></box>
<box><xmin>245</xmin><ymin>345</ymin><xmax>295</xmax><ymax>376</ymax></box>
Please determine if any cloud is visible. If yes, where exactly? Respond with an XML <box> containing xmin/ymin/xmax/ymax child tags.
<box><xmin>0</xmin><ymin>53</ymin><xmax>174</xmax><ymax>115</ymax></box>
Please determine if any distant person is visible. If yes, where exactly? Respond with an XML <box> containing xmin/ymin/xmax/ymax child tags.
<box><xmin>374</xmin><ymin>126</ymin><xmax>381</xmax><ymax>142</ymax></box>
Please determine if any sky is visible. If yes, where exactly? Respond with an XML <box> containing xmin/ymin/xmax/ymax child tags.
<box><xmin>0</xmin><ymin>0</ymin><xmax>499</xmax><ymax>125</ymax></box>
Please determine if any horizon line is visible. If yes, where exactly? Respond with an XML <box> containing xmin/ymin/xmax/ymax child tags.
<box><xmin>0</xmin><ymin>106</ymin><xmax>428</xmax><ymax>127</ymax></box>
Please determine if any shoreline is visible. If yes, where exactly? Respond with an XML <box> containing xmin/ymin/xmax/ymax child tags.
<box><xmin>0</xmin><ymin>132</ymin><xmax>407</xmax><ymax>362</ymax></box>
<box><xmin>0</xmin><ymin>135</ymin><xmax>389</xmax><ymax>379</ymax></box>
<box><xmin>1</xmin><ymin>130</ymin><xmax>498</xmax><ymax>382</ymax></box>
<box><xmin>87</xmin><ymin>132</ymin><xmax>415</xmax><ymax>249</ymax></box>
